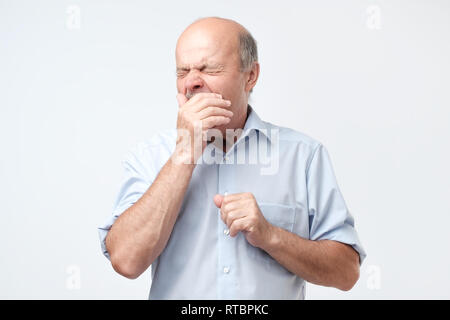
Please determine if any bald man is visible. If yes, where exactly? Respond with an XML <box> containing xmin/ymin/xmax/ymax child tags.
<box><xmin>98</xmin><ymin>17</ymin><xmax>366</xmax><ymax>299</ymax></box>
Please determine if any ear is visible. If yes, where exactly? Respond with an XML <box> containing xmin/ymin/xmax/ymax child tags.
<box><xmin>244</xmin><ymin>62</ymin><xmax>260</xmax><ymax>93</ymax></box>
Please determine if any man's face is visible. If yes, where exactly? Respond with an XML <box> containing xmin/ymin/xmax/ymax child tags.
<box><xmin>175</xmin><ymin>24</ymin><xmax>248</xmax><ymax>130</ymax></box>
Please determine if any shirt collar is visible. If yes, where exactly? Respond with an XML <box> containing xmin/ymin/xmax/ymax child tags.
<box><xmin>206</xmin><ymin>105</ymin><xmax>271</xmax><ymax>152</ymax></box>
<box><xmin>243</xmin><ymin>105</ymin><xmax>271</xmax><ymax>142</ymax></box>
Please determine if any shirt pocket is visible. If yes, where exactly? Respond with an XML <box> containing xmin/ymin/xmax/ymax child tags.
<box><xmin>245</xmin><ymin>202</ymin><xmax>296</xmax><ymax>268</ymax></box>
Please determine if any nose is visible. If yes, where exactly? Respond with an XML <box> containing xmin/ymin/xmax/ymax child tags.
<box><xmin>184</xmin><ymin>72</ymin><xmax>206</xmax><ymax>96</ymax></box>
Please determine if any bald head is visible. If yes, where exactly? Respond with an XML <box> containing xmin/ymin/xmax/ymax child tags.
<box><xmin>182</xmin><ymin>17</ymin><xmax>245</xmax><ymax>38</ymax></box>
<box><xmin>177</xmin><ymin>17</ymin><xmax>258</xmax><ymax>72</ymax></box>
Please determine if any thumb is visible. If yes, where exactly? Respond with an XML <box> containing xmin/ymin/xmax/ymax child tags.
<box><xmin>213</xmin><ymin>194</ymin><xmax>224</xmax><ymax>208</ymax></box>
<box><xmin>176</xmin><ymin>93</ymin><xmax>188</xmax><ymax>107</ymax></box>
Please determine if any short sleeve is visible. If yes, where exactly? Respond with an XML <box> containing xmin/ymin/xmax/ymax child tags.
<box><xmin>306</xmin><ymin>144</ymin><xmax>366</xmax><ymax>264</ymax></box>
<box><xmin>97</xmin><ymin>142</ymin><xmax>157</xmax><ymax>260</ymax></box>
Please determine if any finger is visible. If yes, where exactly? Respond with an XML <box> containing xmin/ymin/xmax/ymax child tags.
<box><xmin>221</xmin><ymin>199</ymin><xmax>245</xmax><ymax>215</ymax></box>
<box><xmin>229</xmin><ymin>217</ymin><xmax>249</xmax><ymax>237</ymax></box>
<box><xmin>198</xmin><ymin>106</ymin><xmax>233</xmax><ymax>120</ymax></box>
<box><xmin>224</xmin><ymin>209</ymin><xmax>248</xmax><ymax>228</ymax></box>
<box><xmin>221</xmin><ymin>193</ymin><xmax>252</xmax><ymax>210</ymax></box>
<box><xmin>191</xmin><ymin>97</ymin><xmax>232</xmax><ymax>113</ymax></box>
<box><xmin>213</xmin><ymin>194</ymin><xmax>224</xmax><ymax>208</ymax></box>
<box><xmin>202</xmin><ymin>116</ymin><xmax>231</xmax><ymax>129</ymax></box>
<box><xmin>222</xmin><ymin>192</ymin><xmax>253</xmax><ymax>203</ymax></box>
<box><xmin>187</xmin><ymin>92</ymin><xmax>222</xmax><ymax>105</ymax></box>
<box><xmin>176</xmin><ymin>93</ymin><xmax>188</xmax><ymax>107</ymax></box>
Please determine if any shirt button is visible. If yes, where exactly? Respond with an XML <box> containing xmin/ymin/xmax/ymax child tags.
<box><xmin>223</xmin><ymin>228</ymin><xmax>230</xmax><ymax>235</ymax></box>
<box><xmin>223</xmin><ymin>267</ymin><xmax>230</xmax><ymax>274</ymax></box>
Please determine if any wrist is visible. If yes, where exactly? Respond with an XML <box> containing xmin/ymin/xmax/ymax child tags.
<box><xmin>261</xmin><ymin>224</ymin><xmax>281</xmax><ymax>253</ymax></box>
<box><xmin>169</xmin><ymin>150</ymin><xmax>196</xmax><ymax>169</ymax></box>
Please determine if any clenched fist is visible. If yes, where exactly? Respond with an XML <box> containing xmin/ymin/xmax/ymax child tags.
<box><xmin>213</xmin><ymin>192</ymin><xmax>274</xmax><ymax>249</ymax></box>
<box><xmin>173</xmin><ymin>92</ymin><xmax>233</xmax><ymax>164</ymax></box>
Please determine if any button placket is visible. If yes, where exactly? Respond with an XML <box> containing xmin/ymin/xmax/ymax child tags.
<box><xmin>217</xmin><ymin>158</ymin><xmax>236</xmax><ymax>299</ymax></box>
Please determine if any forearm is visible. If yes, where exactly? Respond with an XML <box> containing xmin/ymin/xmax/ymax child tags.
<box><xmin>106</xmin><ymin>154</ymin><xmax>195</xmax><ymax>278</ymax></box>
<box><xmin>261</xmin><ymin>226</ymin><xmax>360</xmax><ymax>291</ymax></box>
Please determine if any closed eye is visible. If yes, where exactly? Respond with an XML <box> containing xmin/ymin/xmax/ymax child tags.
<box><xmin>199</xmin><ymin>65</ymin><xmax>221</xmax><ymax>74</ymax></box>
<box><xmin>204</xmin><ymin>68</ymin><xmax>222</xmax><ymax>74</ymax></box>
<box><xmin>176</xmin><ymin>64</ymin><xmax>224</xmax><ymax>77</ymax></box>
<box><xmin>176</xmin><ymin>69</ymin><xmax>189</xmax><ymax>78</ymax></box>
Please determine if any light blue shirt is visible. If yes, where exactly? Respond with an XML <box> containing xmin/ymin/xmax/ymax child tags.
<box><xmin>98</xmin><ymin>106</ymin><xmax>366</xmax><ymax>299</ymax></box>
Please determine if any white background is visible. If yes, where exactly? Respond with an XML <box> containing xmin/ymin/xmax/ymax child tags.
<box><xmin>1</xmin><ymin>0</ymin><xmax>449</xmax><ymax>299</ymax></box>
